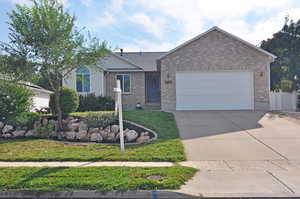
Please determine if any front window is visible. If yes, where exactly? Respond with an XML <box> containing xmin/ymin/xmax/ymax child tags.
<box><xmin>116</xmin><ymin>74</ymin><xmax>130</xmax><ymax>93</ymax></box>
<box><xmin>76</xmin><ymin>67</ymin><xmax>90</xmax><ymax>92</ymax></box>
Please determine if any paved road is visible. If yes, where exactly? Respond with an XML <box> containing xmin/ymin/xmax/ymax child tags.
<box><xmin>175</xmin><ymin>111</ymin><xmax>300</xmax><ymax>197</ymax></box>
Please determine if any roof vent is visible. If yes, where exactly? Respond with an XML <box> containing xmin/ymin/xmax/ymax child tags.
<box><xmin>120</xmin><ymin>48</ymin><xmax>123</xmax><ymax>56</ymax></box>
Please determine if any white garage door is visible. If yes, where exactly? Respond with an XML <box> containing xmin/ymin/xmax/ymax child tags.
<box><xmin>176</xmin><ymin>71</ymin><xmax>254</xmax><ymax>110</ymax></box>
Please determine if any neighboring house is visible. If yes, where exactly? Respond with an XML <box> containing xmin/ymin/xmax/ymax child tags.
<box><xmin>63</xmin><ymin>26</ymin><xmax>276</xmax><ymax>111</ymax></box>
<box><xmin>23</xmin><ymin>82</ymin><xmax>53</xmax><ymax>111</ymax></box>
<box><xmin>0</xmin><ymin>75</ymin><xmax>53</xmax><ymax>111</ymax></box>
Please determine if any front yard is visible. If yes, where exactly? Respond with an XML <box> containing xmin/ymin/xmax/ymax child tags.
<box><xmin>0</xmin><ymin>166</ymin><xmax>196</xmax><ymax>191</ymax></box>
<box><xmin>0</xmin><ymin>111</ymin><xmax>185</xmax><ymax>162</ymax></box>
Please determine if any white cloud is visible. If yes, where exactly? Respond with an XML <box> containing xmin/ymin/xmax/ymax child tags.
<box><xmin>86</xmin><ymin>11</ymin><xmax>116</xmax><ymax>31</ymax></box>
<box><xmin>129</xmin><ymin>13</ymin><xmax>167</xmax><ymax>39</ymax></box>
<box><xmin>130</xmin><ymin>0</ymin><xmax>294</xmax><ymax>44</ymax></box>
<box><xmin>111</xmin><ymin>0</ymin><xmax>123</xmax><ymax>12</ymax></box>
<box><xmin>218</xmin><ymin>7</ymin><xmax>300</xmax><ymax>45</ymax></box>
<box><xmin>5</xmin><ymin>0</ymin><xmax>33</xmax><ymax>6</ymax></box>
<box><xmin>5</xmin><ymin>0</ymin><xmax>70</xmax><ymax>7</ymax></box>
<box><xmin>124</xmin><ymin>39</ymin><xmax>175</xmax><ymax>52</ymax></box>
<box><xmin>80</xmin><ymin>0</ymin><xmax>92</xmax><ymax>7</ymax></box>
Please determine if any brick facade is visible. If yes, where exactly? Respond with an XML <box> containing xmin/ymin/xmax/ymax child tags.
<box><xmin>160</xmin><ymin>29</ymin><xmax>274</xmax><ymax>111</ymax></box>
<box><xmin>105</xmin><ymin>72</ymin><xmax>145</xmax><ymax>109</ymax></box>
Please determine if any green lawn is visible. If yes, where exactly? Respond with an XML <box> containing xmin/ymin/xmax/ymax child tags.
<box><xmin>0</xmin><ymin>166</ymin><xmax>197</xmax><ymax>191</ymax></box>
<box><xmin>0</xmin><ymin>111</ymin><xmax>185</xmax><ymax>162</ymax></box>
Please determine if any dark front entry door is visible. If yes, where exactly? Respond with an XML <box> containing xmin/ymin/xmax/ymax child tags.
<box><xmin>145</xmin><ymin>72</ymin><xmax>160</xmax><ymax>103</ymax></box>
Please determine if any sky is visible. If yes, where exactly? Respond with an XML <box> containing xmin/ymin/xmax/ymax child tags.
<box><xmin>1</xmin><ymin>0</ymin><xmax>300</xmax><ymax>52</ymax></box>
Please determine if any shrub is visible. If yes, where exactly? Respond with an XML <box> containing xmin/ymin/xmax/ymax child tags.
<box><xmin>35</xmin><ymin>123</ymin><xmax>56</xmax><ymax>138</ymax></box>
<box><xmin>50</xmin><ymin>87</ymin><xmax>79</xmax><ymax>115</ymax></box>
<box><xmin>77</xmin><ymin>93</ymin><xmax>115</xmax><ymax>112</ymax></box>
<box><xmin>280</xmin><ymin>79</ymin><xmax>293</xmax><ymax>92</ymax></box>
<box><xmin>82</xmin><ymin>113</ymin><xmax>117</xmax><ymax>128</ymax></box>
<box><xmin>0</xmin><ymin>81</ymin><xmax>33</xmax><ymax>123</ymax></box>
<box><xmin>12</xmin><ymin>112</ymin><xmax>41</xmax><ymax>128</ymax></box>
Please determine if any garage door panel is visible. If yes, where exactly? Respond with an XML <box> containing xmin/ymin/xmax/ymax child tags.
<box><xmin>176</xmin><ymin>72</ymin><xmax>253</xmax><ymax>110</ymax></box>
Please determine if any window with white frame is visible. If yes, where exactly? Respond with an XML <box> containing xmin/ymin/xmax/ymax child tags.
<box><xmin>76</xmin><ymin>66</ymin><xmax>90</xmax><ymax>92</ymax></box>
<box><xmin>116</xmin><ymin>74</ymin><xmax>131</xmax><ymax>93</ymax></box>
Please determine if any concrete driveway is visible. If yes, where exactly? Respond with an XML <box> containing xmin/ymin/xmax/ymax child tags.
<box><xmin>175</xmin><ymin>110</ymin><xmax>300</xmax><ymax>161</ymax></box>
<box><xmin>175</xmin><ymin>111</ymin><xmax>300</xmax><ymax>197</ymax></box>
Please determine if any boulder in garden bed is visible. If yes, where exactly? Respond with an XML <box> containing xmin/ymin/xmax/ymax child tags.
<box><xmin>90</xmin><ymin>133</ymin><xmax>103</xmax><ymax>142</ymax></box>
<box><xmin>65</xmin><ymin>131</ymin><xmax>76</xmax><ymax>140</ymax></box>
<box><xmin>25</xmin><ymin>129</ymin><xmax>35</xmax><ymax>137</ymax></box>
<box><xmin>0</xmin><ymin>121</ymin><xmax>4</xmax><ymax>130</ymax></box>
<box><xmin>125</xmin><ymin>130</ymin><xmax>138</xmax><ymax>142</ymax></box>
<box><xmin>136</xmin><ymin>132</ymin><xmax>151</xmax><ymax>143</ymax></box>
<box><xmin>12</xmin><ymin>130</ymin><xmax>26</xmax><ymax>137</ymax></box>
<box><xmin>2</xmin><ymin>125</ymin><xmax>14</xmax><ymax>134</ymax></box>
<box><xmin>111</xmin><ymin>125</ymin><xmax>119</xmax><ymax>133</ymax></box>
<box><xmin>77</xmin><ymin>130</ymin><xmax>88</xmax><ymax>141</ymax></box>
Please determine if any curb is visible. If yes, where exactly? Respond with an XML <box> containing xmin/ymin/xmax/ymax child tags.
<box><xmin>0</xmin><ymin>190</ymin><xmax>199</xmax><ymax>199</ymax></box>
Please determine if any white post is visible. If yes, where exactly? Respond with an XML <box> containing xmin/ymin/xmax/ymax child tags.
<box><xmin>116</xmin><ymin>80</ymin><xmax>125</xmax><ymax>151</ymax></box>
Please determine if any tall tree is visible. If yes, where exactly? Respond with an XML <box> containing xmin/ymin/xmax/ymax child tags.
<box><xmin>261</xmin><ymin>17</ymin><xmax>300</xmax><ymax>92</ymax></box>
<box><xmin>0</xmin><ymin>0</ymin><xmax>107</xmax><ymax>133</ymax></box>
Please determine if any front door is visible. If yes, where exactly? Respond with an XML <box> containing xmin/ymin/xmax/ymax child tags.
<box><xmin>145</xmin><ymin>72</ymin><xmax>160</xmax><ymax>103</ymax></box>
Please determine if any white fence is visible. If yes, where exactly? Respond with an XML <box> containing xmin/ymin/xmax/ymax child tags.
<box><xmin>270</xmin><ymin>91</ymin><xmax>298</xmax><ymax>111</ymax></box>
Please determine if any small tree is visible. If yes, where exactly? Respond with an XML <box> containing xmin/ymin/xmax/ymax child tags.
<box><xmin>0</xmin><ymin>0</ymin><xmax>107</xmax><ymax>134</ymax></box>
<box><xmin>0</xmin><ymin>80</ymin><xmax>33</xmax><ymax>123</ymax></box>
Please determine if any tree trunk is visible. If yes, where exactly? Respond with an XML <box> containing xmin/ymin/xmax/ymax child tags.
<box><xmin>54</xmin><ymin>87</ymin><xmax>64</xmax><ymax>138</ymax></box>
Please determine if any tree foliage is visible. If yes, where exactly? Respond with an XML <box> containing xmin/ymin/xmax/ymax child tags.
<box><xmin>0</xmin><ymin>0</ymin><xmax>107</xmax><ymax>131</ymax></box>
<box><xmin>261</xmin><ymin>17</ymin><xmax>300</xmax><ymax>92</ymax></box>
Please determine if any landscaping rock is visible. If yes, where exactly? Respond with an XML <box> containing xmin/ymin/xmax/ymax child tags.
<box><xmin>78</xmin><ymin>121</ymin><xmax>88</xmax><ymax>131</ymax></box>
<box><xmin>33</xmin><ymin>120</ymin><xmax>41</xmax><ymax>129</ymax></box>
<box><xmin>2</xmin><ymin>125</ymin><xmax>14</xmax><ymax>134</ymax></box>
<box><xmin>0</xmin><ymin>121</ymin><xmax>4</xmax><ymax>130</ymax></box>
<box><xmin>105</xmin><ymin>132</ymin><xmax>115</xmax><ymax>142</ymax></box>
<box><xmin>136</xmin><ymin>132</ymin><xmax>150</xmax><ymax>143</ymax></box>
<box><xmin>111</xmin><ymin>125</ymin><xmax>119</xmax><ymax>133</ymax></box>
<box><xmin>90</xmin><ymin>133</ymin><xmax>103</xmax><ymax>142</ymax></box>
<box><xmin>88</xmin><ymin>128</ymin><xmax>99</xmax><ymax>134</ymax></box>
<box><xmin>12</xmin><ymin>130</ymin><xmax>26</xmax><ymax>137</ymax></box>
<box><xmin>65</xmin><ymin>131</ymin><xmax>76</xmax><ymax>140</ymax></box>
<box><xmin>104</xmin><ymin>125</ymin><xmax>111</xmax><ymax>132</ymax></box>
<box><xmin>99</xmin><ymin>130</ymin><xmax>109</xmax><ymax>140</ymax></box>
<box><xmin>41</xmin><ymin>118</ymin><xmax>48</xmax><ymax>126</ymax></box>
<box><xmin>68</xmin><ymin>122</ymin><xmax>80</xmax><ymax>132</ymax></box>
<box><xmin>125</xmin><ymin>130</ymin><xmax>138</xmax><ymax>142</ymax></box>
<box><xmin>25</xmin><ymin>129</ymin><xmax>35</xmax><ymax>137</ymax></box>
<box><xmin>2</xmin><ymin>133</ymin><xmax>12</xmax><ymax>138</ymax></box>
<box><xmin>76</xmin><ymin>130</ymin><xmax>88</xmax><ymax>141</ymax></box>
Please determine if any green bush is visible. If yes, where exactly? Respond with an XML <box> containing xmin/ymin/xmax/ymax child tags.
<box><xmin>50</xmin><ymin>87</ymin><xmax>79</xmax><ymax>115</ymax></box>
<box><xmin>280</xmin><ymin>79</ymin><xmax>293</xmax><ymax>92</ymax></box>
<box><xmin>0</xmin><ymin>81</ymin><xmax>33</xmax><ymax>123</ymax></box>
<box><xmin>12</xmin><ymin>112</ymin><xmax>40</xmax><ymax>128</ymax></box>
<box><xmin>35</xmin><ymin>123</ymin><xmax>56</xmax><ymax>138</ymax></box>
<box><xmin>82</xmin><ymin>112</ymin><xmax>117</xmax><ymax>128</ymax></box>
<box><xmin>77</xmin><ymin>93</ymin><xmax>115</xmax><ymax>112</ymax></box>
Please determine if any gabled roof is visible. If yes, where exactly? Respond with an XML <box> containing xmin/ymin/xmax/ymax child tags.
<box><xmin>22</xmin><ymin>82</ymin><xmax>53</xmax><ymax>94</ymax></box>
<box><xmin>99</xmin><ymin>51</ymin><xmax>143</xmax><ymax>72</ymax></box>
<box><xmin>115</xmin><ymin>52</ymin><xmax>167</xmax><ymax>71</ymax></box>
<box><xmin>158</xmin><ymin>26</ymin><xmax>277</xmax><ymax>60</ymax></box>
